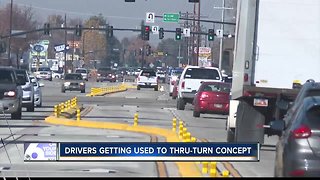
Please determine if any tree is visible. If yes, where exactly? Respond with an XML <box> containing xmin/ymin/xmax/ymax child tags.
<box><xmin>157</xmin><ymin>38</ymin><xmax>184</xmax><ymax>67</ymax></box>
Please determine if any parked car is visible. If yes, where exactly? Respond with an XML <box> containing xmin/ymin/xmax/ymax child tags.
<box><xmin>192</xmin><ymin>82</ymin><xmax>231</xmax><ymax>117</ymax></box>
<box><xmin>15</xmin><ymin>69</ymin><xmax>35</xmax><ymax>112</ymax></box>
<box><xmin>75</xmin><ymin>68</ymin><xmax>89</xmax><ymax>81</ymax></box>
<box><xmin>272</xmin><ymin>96</ymin><xmax>320</xmax><ymax>177</ymax></box>
<box><xmin>0</xmin><ymin>66</ymin><xmax>24</xmax><ymax>119</ymax></box>
<box><xmin>96</xmin><ymin>67</ymin><xmax>116</xmax><ymax>82</ymax></box>
<box><xmin>176</xmin><ymin>66</ymin><xmax>223</xmax><ymax>110</ymax></box>
<box><xmin>136</xmin><ymin>69</ymin><xmax>158</xmax><ymax>91</ymax></box>
<box><xmin>61</xmin><ymin>73</ymin><xmax>86</xmax><ymax>93</ymax></box>
<box><xmin>29</xmin><ymin>75</ymin><xmax>44</xmax><ymax>107</ymax></box>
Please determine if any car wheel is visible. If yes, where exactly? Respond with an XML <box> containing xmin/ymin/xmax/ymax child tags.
<box><xmin>154</xmin><ymin>86</ymin><xmax>158</xmax><ymax>91</ymax></box>
<box><xmin>193</xmin><ymin>110</ymin><xmax>200</xmax><ymax>117</ymax></box>
<box><xmin>55</xmin><ymin>75</ymin><xmax>59</xmax><ymax>79</ymax></box>
<box><xmin>81</xmin><ymin>89</ymin><xmax>85</xmax><ymax>93</ymax></box>
<box><xmin>227</xmin><ymin>128</ymin><xmax>235</xmax><ymax>142</ymax></box>
<box><xmin>172</xmin><ymin>95</ymin><xmax>177</xmax><ymax>100</ymax></box>
<box><xmin>11</xmin><ymin>106</ymin><xmax>22</xmax><ymax>119</ymax></box>
<box><xmin>169</xmin><ymin>93</ymin><xmax>172</xmax><ymax>97</ymax></box>
<box><xmin>137</xmin><ymin>86</ymin><xmax>141</xmax><ymax>90</ymax></box>
<box><xmin>61</xmin><ymin>88</ymin><xmax>65</xmax><ymax>93</ymax></box>
<box><xmin>27</xmin><ymin>102</ymin><xmax>35</xmax><ymax>112</ymax></box>
<box><xmin>177</xmin><ymin>98</ymin><xmax>185</xmax><ymax>110</ymax></box>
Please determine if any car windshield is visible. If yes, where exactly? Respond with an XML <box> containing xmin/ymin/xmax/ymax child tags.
<box><xmin>38</xmin><ymin>67</ymin><xmax>51</xmax><ymax>71</ymax></box>
<box><xmin>184</xmin><ymin>68</ymin><xmax>221</xmax><ymax>80</ymax></box>
<box><xmin>65</xmin><ymin>74</ymin><xmax>83</xmax><ymax>80</ymax></box>
<box><xmin>0</xmin><ymin>70</ymin><xmax>15</xmax><ymax>84</ymax></box>
<box><xmin>141</xmin><ymin>71</ymin><xmax>156</xmax><ymax>77</ymax></box>
<box><xmin>202</xmin><ymin>83</ymin><xmax>231</xmax><ymax>93</ymax></box>
<box><xmin>75</xmin><ymin>69</ymin><xmax>87</xmax><ymax>73</ymax></box>
<box><xmin>16</xmin><ymin>70</ymin><xmax>28</xmax><ymax>83</ymax></box>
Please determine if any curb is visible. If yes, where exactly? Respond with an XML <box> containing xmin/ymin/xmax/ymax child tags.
<box><xmin>44</xmin><ymin>116</ymin><xmax>202</xmax><ymax>177</ymax></box>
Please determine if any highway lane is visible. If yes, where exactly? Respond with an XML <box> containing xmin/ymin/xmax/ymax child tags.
<box><xmin>0</xmin><ymin>77</ymin><xmax>279</xmax><ymax>177</ymax></box>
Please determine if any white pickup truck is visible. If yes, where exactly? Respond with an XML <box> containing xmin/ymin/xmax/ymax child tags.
<box><xmin>136</xmin><ymin>69</ymin><xmax>159</xmax><ymax>91</ymax></box>
<box><xmin>176</xmin><ymin>66</ymin><xmax>223</xmax><ymax>110</ymax></box>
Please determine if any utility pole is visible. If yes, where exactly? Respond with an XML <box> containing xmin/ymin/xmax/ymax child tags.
<box><xmin>8</xmin><ymin>0</ymin><xmax>13</xmax><ymax>66</ymax></box>
<box><xmin>196</xmin><ymin>0</ymin><xmax>201</xmax><ymax>66</ymax></box>
<box><xmin>64</xmin><ymin>14</ymin><xmax>67</xmax><ymax>74</ymax></box>
<box><xmin>218</xmin><ymin>0</ymin><xmax>225</xmax><ymax>71</ymax></box>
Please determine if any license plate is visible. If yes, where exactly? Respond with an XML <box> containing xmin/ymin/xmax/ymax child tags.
<box><xmin>214</xmin><ymin>104</ymin><xmax>223</xmax><ymax>108</ymax></box>
<box><xmin>253</xmin><ymin>98</ymin><xmax>268</xmax><ymax>107</ymax></box>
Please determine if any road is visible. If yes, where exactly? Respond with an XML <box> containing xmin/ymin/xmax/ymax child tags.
<box><xmin>0</xmin><ymin>77</ymin><xmax>278</xmax><ymax>177</ymax></box>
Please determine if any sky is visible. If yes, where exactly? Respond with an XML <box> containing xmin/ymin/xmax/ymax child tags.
<box><xmin>0</xmin><ymin>0</ymin><xmax>232</xmax><ymax>44</ymax></box>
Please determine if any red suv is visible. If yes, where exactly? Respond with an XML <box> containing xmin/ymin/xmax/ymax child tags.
<box><xmin>192</xmin><ymin>82</ymin><xmax>231</xmax><ymax>117</ymax></box>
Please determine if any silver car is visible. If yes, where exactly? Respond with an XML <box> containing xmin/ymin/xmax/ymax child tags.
<box><xmin>15</xmin><ymin>69</ymin><xmax>35</xmax><ymax>112</ymax></box>
<box><xmin>30</xmin><ymin>76</ymin><xmax>43</xmax><ymax>107</ymax></box>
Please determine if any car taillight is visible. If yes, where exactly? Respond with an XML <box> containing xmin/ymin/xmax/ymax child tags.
<box><xmin>199</xmin><ymin>92</ymin><xmax>209</xmax><ymax>100</ymax></box>
<box><xmin>291</xmin><ymin>125</ymin><xmax>311</xmax><ymax>139</ymax></box>
<box><xmin>4</xmin><ymin>91</ymin><xmax>16</xmax><ymax>97</ymax></box>
<box><xmin>181</xmin><ymin>81</ymin><xmax>185</xmax><ymax>89</ymax></box>
<box><xmin>289</xmin><ymin>169</ymin><xmax>305</xmax><ymax>176</ymax></box>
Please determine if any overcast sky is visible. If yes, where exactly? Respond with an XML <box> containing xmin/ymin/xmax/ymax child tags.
<box><xmin>0</xmin><ymin>0</ymin><xmax>233</xmax><ymax>44</ymax></box>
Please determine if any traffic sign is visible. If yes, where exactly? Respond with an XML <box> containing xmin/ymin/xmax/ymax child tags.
<box><xmin>163</xmin><ymin>13</ymin><xmax>180</xmax><ymax>22</ymax></box>
<box><xmin>151</xmin><ymin>26</ymin><xmax>159</xmax><ymax>34</ymax></box>
<box><xmin>216</xmin><ymin>29</ymin><xmax>223</xmax><ymax>38</ymax></box>
<box><xmin>33</xmin><ymin>44</ymin><xmax>44</xmax><ymax>53</ymax></box>
<box><xmin>183</xmin><ymin>28</ymin><xmax>191</xmax><ymax>37</ymax></box>
<box><xmin>146</xmin><ymin>12</ymin><xmax>155</xmax><ymax>23</ymax></box>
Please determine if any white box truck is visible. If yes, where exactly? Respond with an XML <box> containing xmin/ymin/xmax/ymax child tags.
<box><xmin>227</xmin><ymin>0</ymin><xmax>320</xmax><ymax>144</ymax></box>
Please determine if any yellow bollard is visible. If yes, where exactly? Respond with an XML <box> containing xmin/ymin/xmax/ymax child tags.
<box><xmin>191</xmin><ymin>137</ymin><xmax>197</xmax><ymax>142</ymax></box>
<box><xmin>133</xmin><ymin>113</ymin><xmax>138</xmax><ymax>126</ymax></box>
<box><xmin>210</xmin><ymin>162</ymin><xmax>217</xmax><ymax>177</ymax></box>
<box><xmin>186</xmin><ymin>132</ymin><xmax>191</xmax><ymax>142</ymax></box>
<box><xmin>54</xmin><ymin>105</ymin><xmax>58</xmax><ymax>117</ymax></box>
<box><xmin>133</xmin><ymin>117</ymin><xmax>138</xmax><ymax>126</ymax></box>
<box><xmin>202</xmin><ymin>162</ymin><xmax>209</xmax><ymax>174</ymax></box>
<box><xmin>210</xmin><ymin>168</ymin><xmax>217</xmax><ymax>177</ymax></box>
<box><xmin>222</xmin><ymin>170</ymin><xmax>229</xmax><ymax>177</ymax></box>
<box><xmin>60</xmin><ymin>103</ymin><xmax>64</xmax><ymax>113</ymax></box>
<box><xmin>76</xmin><ymin>109</ymin><xmax>81</xmax><ymax>121</ymax></box>
<box><xmin>172</xmin><ymin>118</ymin><xmax>177</xmax><ymax>131</ymax></box>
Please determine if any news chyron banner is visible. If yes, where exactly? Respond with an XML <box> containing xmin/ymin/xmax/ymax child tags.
<box><xmin>24</xmin><ymin>142</ymin><xmax>259</xmax><ymax>162</ymax></box>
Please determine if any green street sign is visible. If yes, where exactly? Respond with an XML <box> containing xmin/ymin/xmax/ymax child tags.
<box><xmin>163</xmin><ymin>13</ymin><xmax>180</xmax><ymax>22</ymax></box>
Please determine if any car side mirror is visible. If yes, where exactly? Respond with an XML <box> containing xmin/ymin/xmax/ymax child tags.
<box><xmin>39</xmin><ymin>83</ymin><xmax>44</xmax><ymax>87</ymax></box>
<box><xmin>17</xmin><ymin>78</ymin><xmax>26</xmax><ymax>86</ymax></box>
<box><xmin>269</xmin><ymin>120</ymin><xmax>285</xmax><ymax>131</ymax></box>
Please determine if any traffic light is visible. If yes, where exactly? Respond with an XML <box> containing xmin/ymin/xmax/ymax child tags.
<box><xmin>175</xmin><ymin>28</ymin><xmax>182</xmax><ymax>40</ymax></box>
<box><xmin>146</xmin><ymin>45</ymin><xmax>151</xmax><ymax>56</ymax></box>
<box><xmin>141</xmin><ymin>25</ymin><xmax>150</xmax><ymax>41</ymax></box>
<box><xmin>208</xmin><ymin>29</ymin><xmax>214</xmax><ymax>41</ymax></box>
<box><xmin>75</xmin><ymin>24</ymin><xmax>82</xmax><ymax>36</ymax></box>
<box><xmin>159</xmin><ymin>28</ymin><xmax>164</xmax><ymax>39</ymax></box>
<box><xmin>108</xmin><ymin>26</ymin><xmax>114</xmax><ymax>38</ymax></box>
<box><xmin>44</xmin><ymin>23</ymin><xmax>50</xmax><ymax>35</ymax></box>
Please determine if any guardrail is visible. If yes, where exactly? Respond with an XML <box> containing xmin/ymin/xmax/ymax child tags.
<box><xmin>53</xmin><ymin>97</ymin><xmax>83</xmax><ymax>119</ymax></box>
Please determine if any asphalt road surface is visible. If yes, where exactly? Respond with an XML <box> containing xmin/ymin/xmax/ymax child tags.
<box><xmin>0</xmin><ymin>77</ymin><xmax>279</xmax><ymax>177</ymax></box>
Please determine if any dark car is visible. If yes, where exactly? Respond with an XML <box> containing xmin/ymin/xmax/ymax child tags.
<box><xmin>96</xmin><ymin>67</ymin><xmax>116</xmax><ymax>82</ymax></box>
<box><xmin>192</xmin><ymin>82</ymin><xmax>231</xmax><ymax>117</ymax></box>
<box><xmin>61</xmin><ymin>73</ymin><xmax>86</xmax><ymax>93</ymax></box>
<box><xmin>272</xmin><ymin>96</ymin><xmax>320</xmax><ymax>177</ymax></box>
